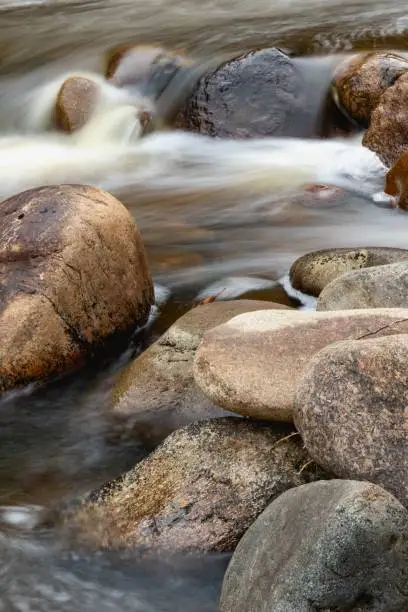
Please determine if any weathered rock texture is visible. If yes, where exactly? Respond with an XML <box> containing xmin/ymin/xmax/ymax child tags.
<box><xmin>70</xmin><ymin>418</ymin><xmax>323</xmax><ymax>552</ymax></box>
<box><xmin>0</xmin><ymin>185</ymin><xmax>153</xmax><ymax>392</ymax></box>
<box><xmin>295</xmin><ymin>334</ymin><xmax>408</xmax><ymax>507</ymax></box>
<box><xmin>194</xmin><ymin>308</ymin><xmax>408</xmax><ymax>421</ymax></box>
<box><xmin>220</xmin><ymin>480</ymin><xmax>408</xmax><ymax>611</ymax></box>
<box><xmin>290</xmin><ymin>247</ymin><xmax>408</xmax><ymax>297</ymax></box>
<box><xmin>55</xmin><ymin>76</ymin><xmax>100</xmax><ymax>133</ymax></box>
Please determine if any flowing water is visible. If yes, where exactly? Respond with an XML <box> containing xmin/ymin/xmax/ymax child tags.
<box><xmin>1</xmin><ymin>0</ymin><xmax>408</xmax><ymax>609</ymax></box>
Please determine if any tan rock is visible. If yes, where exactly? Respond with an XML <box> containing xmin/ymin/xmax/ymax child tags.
<box><xmin>295</xmin><ymin>334</ymin><xmax>408</xmax><ymax>507</ymax></box>
<box><xmin>290</xmin><ymin>247</ymin><xmax>408</xmax><ymax>297</ymax></box>
<box><xmin>69</xmin><ymin>418</ymin><xmax>325</xmax><ymax>552</ymax></box>
<box><xmin>113</xmin><ymin>300</ymin><xmax>289</xmax><ymax>445</ymax></box>
<box><xmin>55</xmin><ymin>76</ymin><xmax>100</xmax><ymax>133</ymax></box>
<box><xmin>194</xmin><ymin>308</ymin><xmax>408</xmax><ymax>421</ymax></box>
<box><xmin>317</xmin><ymin>261</ymin><xmax>408</xmax><ymax>310</ymax></box>
<box><xmin>332</xmin><ymin>52</ymin><xmax>408</xmax><ymax>127</ymax></box>
<box><xmin>363</xmin><ymin>72</ymin><xmax>408</xmax><ymax>167</ymax></box>
<box><xmin>0</xmin><ymin>185</ymin><xmax>153</xmax><ymax>392</ymax></box>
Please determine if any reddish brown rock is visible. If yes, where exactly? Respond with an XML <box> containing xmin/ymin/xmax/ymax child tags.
<box><xmin>363</xmin><ymin>72</ymin><xmax>408</xmax><ymax>167</ymax></box>
<box><xmin>194</xmin><ymin>308</ymin><xmax>408</xmax><ymax>422</ymax></box>
<box><xmin>0</xmin><ymin>185</ymin><xmax>153</xmax><ymax>392</ymax></box>
<box><xmin>333</xmin><ymin>52</ymin><xmax>408</xmax><ymax>127</ymax></box>
<box><xmin>69</xmin><ymin>418</ymin><xmax>325</xmax><ymax>551</ymax></box>
<box><xmin>54</xmin><ymin>76</ymin><xmax>100</xmax><ymax>133</ymax></box>
<box><xmin>385</xmin><ymin>150</ymin><xmax>408</xmax><ymax>210</ymax></box>
<box><xmin>295</xmin><ymin>334</ymin><xmax>408</xmax><ymax>507</ymax></box>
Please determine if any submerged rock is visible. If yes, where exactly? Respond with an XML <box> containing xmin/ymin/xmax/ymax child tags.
<box><xmin>220</xmin><ymin>480</ymin><xmax>408</xmax><ymax>611</ymax></box>
<box><xmin>173</xmin><ymin>48</ymin><xmax>317</xmax><ymax>138</ymax></box>
<box><xmin>290</xmin><ymin>247</ymin><xmax>408</xmax><ymax>297</ymax></box>
<box><xmin>317</xmin><ymin>261</ymin><xmax>408</xmax><ymax>310</ymax></box>
<box><xmin>194</xmin><ymin>308</ymin><xmax>408</xmax><ymax>421</ymax></box>
<box><xmin>70</xmin><ymin>418</ymin><xmax>323</xmax><ymax>552</ymax></box>
<box><xmin>113</xmin><ymin>300</ymin><xmax>288</xmax><ymax>445</ymax></box>
<box><xmin>363</xmin><ymin>72</ymin><xmax>408</xmax><ymax>167</ymax></box>
<box><xmin>333</xmin><ymin>51</ymin><xmax>408</xmax><ymax>127</ymax></box>
<box><xmin>0</xmin><ymin>185</ymin><xmax>153</xmax><ymax>392</ymax></box>
<box><xmin>295</xmin><ymin>334</ymin><xmax>408</xmax><ymax>506</ymax></box>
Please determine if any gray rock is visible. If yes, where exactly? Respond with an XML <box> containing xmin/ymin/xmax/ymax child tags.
<box><xmin>290</xmin><ymin>247</ymin><xmax>408</xmax><ymax>298</ymax></box>
<box><xmin>294</xmin><ymin>334</ymin><xmax>408</xmax><ymax>507</ymax></box>
<box><xmin>318</xmin><ymin>261</ymin><xmax>408</xmax><ymax>310</ymax></box>
<box><xmin>67</xmin><ymin>418</ymin><xmax>323</xmax><ymax>552</ymax></box>
<box><xmin>220</xmin><ymin>480</ymin><xmax>408</xmax><ymax>612</ymax></box>
<box><xmin>194</xmin><ymin>308</ymin><xmax>408</xmax><ymax>422</ymax></box>
<box><xmin>113</xmin><ymin>300</ymin><xmax>288</xmax><ymax>444</ymax></box>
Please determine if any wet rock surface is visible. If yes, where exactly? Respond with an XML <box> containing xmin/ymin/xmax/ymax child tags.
<box><xmin>385</xmin><ymin>150</ymin><xmax>408</xmax><ymax>210</ymax></box>
<box><xmin>295</xmin><ymin>334</ymin><xmax>408</xmax><ymax>506</ymax></box>
<box><xmin>317</xmin><ymin>261</ymin><xmax>408</xmax><ymax>310</ymax></box>
<box><xmin>220</xmin><ymin>480</ymin><xmax>408</xmax><ymax>612</ymax></box>
<box><xmin>68</xmin><ymin>418</ymin><xmax>322</xmax><ymax>552</ymax></box>
<box><xmin>54</xmin><ymin>76</ymin><xmax>100</xmax><ymax>133</ymax></box>
<box><xmin>333</xmin><ymin>51</ymin><xmax>408</xmax><ymax>127</ymax></box>
<box><xmin>194</xmin><ymin>308</ymin><xmax>408</xmax><ymax>421</ymax></box>
<box><xmin>363</xmin><ymin>72</ymin><xmax>408</xmax><ymax>167</ymax></box>
<box><xmin>0</xmin><ymin>185</ymin><xmax>153</xmax><ymax>393</ymax></box>
<box><xmin>112</xmin><ymin>300</ymin><xmax>287</xmax><ymax>445</ymax></box>
<box><xmin>174</xmin><ymin>48</ymin><xmax>318</xmax><ymax>138</ymax></box>
<box><xmin>290</xmin><ymin>247</ymin><xmax>408</xmax><ymax>297</ymax></box>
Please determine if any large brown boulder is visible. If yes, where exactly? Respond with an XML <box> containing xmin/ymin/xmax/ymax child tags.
<box><xmin>220</xmin><ymin>480</ymin><xmax>408</xmax><ymax>612</ymax></box>
<box><xmin>68</xmin><ymin>418</ymin><xmax>325</xmax><ymax>552</ymax></box>
<box><xmin>113</xmin><ymin>299</ymin><xmax>289</xmax><ymax>445</ymax></box>
<box><xmin>363</xmin><ymin>72</ymin><xmax>408</xmax><ymax>167</ymax></box>
<box><xmin>290</xmin><ymin>247</ymin><xmax>408</xmax><ymax>297</ymax></box>
<box><xmin>317</xmin><ymin>261</ymin><xmax>408</xmax><ymax>310</ymax></box>
<box><xmin>173</xmin><ymin>48</ymin><xmax>319</xmax><ymax>138</ymax></box>
<box><xmin>295</xmin><ymin>334</ymin><xmax>408</xmax><ymax>507</ymax></box>
<box><xmin>332</xmin><ymin>52</ymin><xmax>408</xmax><ymax>127</ymax></box>
<box><xmin>194</xmin><ymin>308</ymin><xmax>408</xmax><ymax>421</ymax></box>
<box><xmin>0</xmin><ymin>185</ymin><xmax>153</xmax><ymax>392</ymax></box>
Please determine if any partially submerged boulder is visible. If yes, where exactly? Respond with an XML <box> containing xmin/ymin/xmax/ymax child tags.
<box><xmin>54</xmin><ymin>76</ymin><xmax>100</xmax><ymax>133</ymax></box>
<box><xmin>0</xmin><ymin>185</ymin><xmax>153</xmax><ymax>392</ymax></box>
<box><xmin>69</xmin><ymin>418</ymin><xmax>324</xmax><ymax>552</ymax></box>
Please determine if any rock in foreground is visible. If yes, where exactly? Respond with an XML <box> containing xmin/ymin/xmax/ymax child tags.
<box><xmin>290</xmin><ymin>247</ymin><xmax>408</xmax><ymax>297</ymax></box>
<box><xmin>70</xmin><ymin>418</ymin><xmax>322</xmax><ymax>552</ymax></box>
<box><xmin>220</xmin><ymin>480</ymin><xmax>408</xmax><ymax>612</ymax></box>
<box><xmin>194</xmin><ymin>308</ymin><xmax>408</xmax><ymax>421</ymax></box>
<box><xmin>317</xmin><ymin>261</ymin><xmax>408</xmax><ymax>310</ymax></box>
<box><xmin>0</xmin><ymin>185</ymin><xmax>153</xmax><ymax>392</ymax></box>
<box><xmin>113</xmin><ymin>300</ymin><xmax>287</xmax><ymax>445</ymax></box>
<box><xmin>295</xmin><ymin>334</ymin><xmax>408</xmax><ymax>506</ymax></box>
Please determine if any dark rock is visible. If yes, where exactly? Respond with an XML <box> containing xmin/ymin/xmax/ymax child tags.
<box><xmin>220</xmin><ymin>480</ymin><xmax>408</xmax><ymax>611</ymax></box>
<box><xmin>295</xmin><ymin>334</ymin><xmax>408</xmax><ymax>506</ymax></box>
